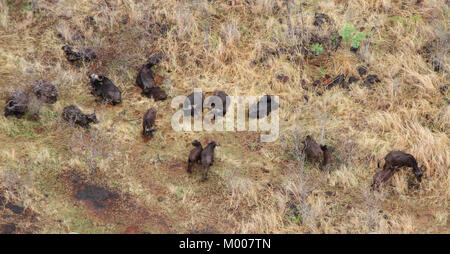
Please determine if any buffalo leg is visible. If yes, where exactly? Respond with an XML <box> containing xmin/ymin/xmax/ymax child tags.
<box><xmin>201</xmin><ymin>166</ymin><xmax>209</xmax><ymax>182</ymax></box>
<box><xmin>187</xmin><ymin>160</ymin><xmax>193</xmax><ymax>173</ymax></box>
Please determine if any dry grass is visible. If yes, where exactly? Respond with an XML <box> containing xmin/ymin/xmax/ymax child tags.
<box><xmin>0</xmin><ymin>0</ymin><xmax>448</xmax><ymax>233</ymax></box>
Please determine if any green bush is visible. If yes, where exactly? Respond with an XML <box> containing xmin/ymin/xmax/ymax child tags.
<box><xmin>339</xmin><ymin>23</ymin><xmax>369</xmax><ymax>48</ymax></box>
<box><xmin>310</xmin><ymin>43</ymin><xmax>324</xmax><ymax>55</ymax></box>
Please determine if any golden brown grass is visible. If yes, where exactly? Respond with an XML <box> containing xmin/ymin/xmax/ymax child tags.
<box><xmin>0</xmin><ymin>0</ymin><xmax>448</xmax><ymax>233</ymax></box>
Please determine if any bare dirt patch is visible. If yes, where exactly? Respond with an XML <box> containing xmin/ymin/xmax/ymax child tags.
<box><xmin>58</xmin><ymin>171</ymin><xmax>171</xmax><ymax>233</ymax></box>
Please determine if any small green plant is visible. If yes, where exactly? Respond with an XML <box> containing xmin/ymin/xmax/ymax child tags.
<box><xmin>310</xmin><ymin>43</ymin><xmax>323</xmax><ymax>55</ymax></box>
<box><xmin>318</xmin><ymin>66</ymin><xmax>326</xmax><ymax>76</ymax></box>
<box><xmin>248</xmin><ymin>142</ymin><xmax>258</xmax><ymax>150</ymax></box>
<box><xmin>42</xmin><ymin>109</ymin><xmax>57</xmax><ymax>121</ymax></box>
<box><xmin>175</xmin><ymin>187</ymin><xmax>184</xmax><ymax>198</ymax></box>
<box><xmin>211</xmin><ymin>31</ymin><xmax>218</xmax><ymax>49</ymax></box>
<box><xmin>339</xmin><ymin>23</ymin><xmax>369</xmax><ymax>48</ymax></box>
<box><xmin>22</xmin><ymin>1</ymin><xmax>33</xmax><ymax>11</ymax></box>
<box><xmin>289</xmin><ymin>212</ymin><xmax>303</xmax><ymax>224</ymax></box>
<box><xmin>95</xmin><ymin>157</ymin><xmax>102</xmax><ymax>163</ymax></box>
<box><xmin>409</xmin><ymin>14</ymin><xmax>422</xmax><ymax>23</ymax></box>
<box><xmin>387</xmin><ymin>16</ymin><xmax>405</xmax><ymax>25</ymax></box>
<box><xmin>330</xmin><ymin>33</ymin><xmax>339</xmax><ymax>46</ymax></box>
<box><xmin>281</xmin><ymin>151</ymin><xmax>296</xmax><ymax>160</ymax></box>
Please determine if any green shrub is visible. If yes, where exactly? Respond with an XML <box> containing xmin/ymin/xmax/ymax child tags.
<box><xmin>339</xmin><ymin>23</ymin><xmax>368</xmax><ymax>48</ymax></box>
<box><xmin>310</xmin><ymin>43</ymin><xmax>324</xmax><ymax>55</ymax></box>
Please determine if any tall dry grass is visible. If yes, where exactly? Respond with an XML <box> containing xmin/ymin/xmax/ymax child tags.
<box><xmin>0</xmin><ymin>0</ymin><xmax>448</xmax><ymax>233</ymax></box>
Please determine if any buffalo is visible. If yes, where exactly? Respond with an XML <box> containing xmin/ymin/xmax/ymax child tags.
<box><xmin>32</xmin><ymin>80</ymin><xmax>58</xmax><ymax>104</ymax></box>
<box><xmin>302</xmin><ymin>135</ymin><xmax>323</xmax><ymax>165</ymax></box>
<box><xmin>248</xmin><ymin>95</ymin><xmax>279</xmax><ymax>119</ymax></box>
<box><xmin>320</xmin><ymin>145</ymin><xmax>335</xmax><ymax>169</ymax></box>
<box><xmin>136</xmin><ymin>53</ymin><xmax>167</xmax><ymax>101</ymax></box>
<box><xmin>136</xmin><ymin>61</ymin><xmax>157</xmax><ymax>95</ymax></box>
<box><xmin>88</xmin><ymin>74</ymin><xmax>122</xmax><ymax>105</ymax></box>
<box><xmin>205</xmin><ymin>90</ymin><xmax>229</xmax><ymax>118</ymax></box>
<box><xmin>4</xmin><ymin>90</ymin><xmax>29</xmax><ymax>119</ymax></box>
<box><xmin>142</xmin><ymin>108</ymin><xmax>157</xmax><ymax>138</ymax></box>
<box><xmin>147</xmin><ymin>87</ymin><xmax>168</xmax><ymax>101</ymax></box>
<box><xmin>187</xmin><ymin>140</ymin><xmax>203</xmax><ymax>174</ymax></box>
<box><xmin>201</xmin><ymin>141</ymin><xmax>219</xmax><ymax>181</ymax></box>
<box><xmin>372</xmin><ymin>151</ymin><xmax>424</xmax><ymax>189</ymax></box>
<box><xmin>372</xmin><ymin>169</ymin><xmax>396</xmax><ymax>189</ymax></box>
<box><xmin>184</xmin><ymin>92</ymin><xmax>204</xmax><ymax>117</ymax></box>
<box><xmin>62</xmin><ymin>105</ymin><xmax>99</xmax><ymax>128</ymax></box>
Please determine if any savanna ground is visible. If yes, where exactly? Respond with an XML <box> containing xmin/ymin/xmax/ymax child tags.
<box><xmin>0</xmin><ymin>0</ymin><xmax>448</xmax><ymax>234</ymax></box>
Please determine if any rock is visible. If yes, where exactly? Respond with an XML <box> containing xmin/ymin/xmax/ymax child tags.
<box><xmin>362</xmin><ymin>74</ymin><xmax>381</xmax><ymax>89</ymax></box>
<box><xmin>350</xmin><ymin>46</ymin><xmax>359</xmax><ymax>53</ymax></box>
<box><xmin>313</xmin><ymin>13</ymin><xmax>330</xmax><ymax>26</ymax></box>
<box><xmin>357</xmin><ymin>66</ymin><xmax>368</xmax><ymax>77</ymax></box>
<box><xmin>276</xmin><ymin>74</ymin><xmax>289</xmax><ymax>83</ymax></box>
<box><xmin>6</xmin><ymin>204</ymin><xmax>24</xmax><ymax>214</ymax></box>
<box><xmin>327</xmin><ymin>74</ymin><xmax>345</xmax><ymax>89</ymax></box>
<box><xmin>325</xmin><ymin>191</ymin><xmax>335</xmax><ymax>197</ymax></box>
<box><xmin>439</xmin><ymin>85</ymin><xmax>448</xmax><ymax>95</ymax></box>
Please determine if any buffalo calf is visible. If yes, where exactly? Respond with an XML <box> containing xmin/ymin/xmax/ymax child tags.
<box><xmin>147</xmin><ymin>87</ymin><xmax>168</xmax><ymax>101</ymax></box>
<box><xmin>88</xmin><ymin>74</ymin><xmax>122</xmax><ymax>105</ymax></box>
<box><xmin>4</xmin><ymin>90</ymin><xmax>29</xmax><ymax>119</ymax></box>
<box><xmin>201</xmin><ymin>141</ymin><xmax>219</xmax><ymax>181</ymax></box>
<box><xmin>371</xmin><ymin>168</ymin><xmax>396</xmax><ymax>189</ymax></box>
<box><xmin>187</xmin><ymin>140</ymin><xmax>203</xmax><ymax>173</ymax></box>
<box><xmin>32</xmin><ymin>80</ymin><xmax>58</xmax><ymax>104</ymax></box>
<box><xmin>62</xmin><ymin>105</ymin><xmax>99</xmax><ymax>128</ymax></box>
<box><xmin>142</xmin><ymin>108</ymin><xmax>156</xmax><ymax>138</ymax></box>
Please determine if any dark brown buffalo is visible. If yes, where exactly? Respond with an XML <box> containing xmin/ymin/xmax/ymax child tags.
<box><xmin>147</xmin><ymin>87</ymin><xmax>168</xmax><ymax>101</ymax></box>
<box><xmin>32</xmin><ymin>80</ymin><xmax>58</xmax><ymax>104</ymax></box>
<box><xmin>248</xmin><ymin>95</ymin><xmax>279</xmax><ymax>119</ymax></box>
<box><xmin>187</xmin><ymin>140</ymin><xmax>203</xmax><ymax>173</ymax></box>
<box><xmin>142</xmin><ymin>108</ymin><xmax>156</xmax><ymax>138</ymax></box>
<box><xmin>372</xmin><ymin>151</ymin><xmax>424</xmax><ymax>188</ymax></box>
<box><xmin>184</xmin><ymin>92</ymin><xmax>204</xmax><ymax>117</ymax></box>
<box><xmin>136</xmin><ymin>53</ymin><xmax>165</xmax><ymax>99</ymax></box>
<box><xmin>205</xmin><ymin>90</ymin><xmax>229</xmax><ymax>118</ymax></box>
<box><xmin>4</xmin><ymin>90</ymin><xmax>29</xmax><ymax>118</ymax></box>
<box><xmin>136</xmin><ymin>63</ymin><xmax>156</xmax><ymax>96</ymax></box>
<box><xmin>201</xmin><ymin>141</ymin><xmax>219</xmax><ymax>181</ymax></box>
<box><xmin>62</xmin><ymin>105</ymin><xmax>99</xmax><ymax>129</ymax></box>
<box><xmin>320</xmin><ymin>145</ymin><xmax>335</xmax><ymax>169</ymax></box>
<box><xmin>88</xmin><ymin>74</ymin><xmax>122</xmax><ymax>105</ymax></box>
<box><xmin>302</xmin><ymin>135</ymin><xmax>323</xmax><ymax>165</ymax></box>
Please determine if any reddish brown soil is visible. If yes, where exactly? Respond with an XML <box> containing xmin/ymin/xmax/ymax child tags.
<box><xmin>58</xmin><ymin>171</ymin><xmax>171</xmax><ymax>233</ymax></box>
